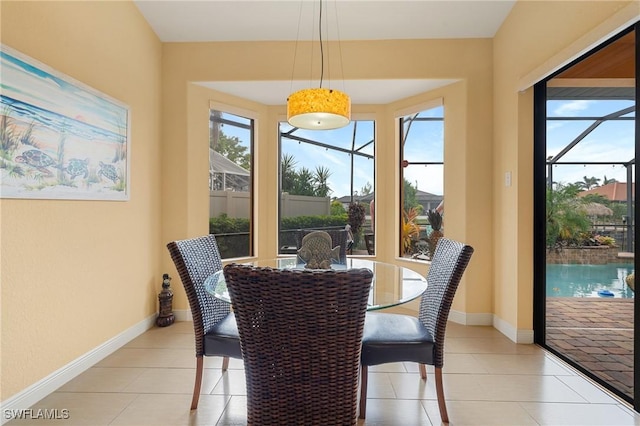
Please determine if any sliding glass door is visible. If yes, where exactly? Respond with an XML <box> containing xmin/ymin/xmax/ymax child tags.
<box><xmin>534</xmin><ymin>23</ymin><xmax>638</xmax><ymax>408</ymax></box>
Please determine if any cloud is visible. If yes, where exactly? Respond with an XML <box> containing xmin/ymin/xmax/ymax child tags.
<box><xmin>553</xmin><ymin>100</ymin><xmax>592</xmax><ymax>115</ymax></box>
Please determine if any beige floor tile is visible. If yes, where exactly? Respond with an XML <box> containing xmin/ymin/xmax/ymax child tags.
<box><xmin>122</xmin><ymin>367</ymin><xmax>220</xmax><ymax>394</ymax></box>
<box><xmin>520</xmin><ymin>401</ymin><xmax>639</xmax><ymax>425</ymax></box>
<box><xmin>57</xmin><ymin>367</ymin><xmax>146</xmax><ymax>393</ymax></box>
<box><xmin>162</xmin><ymin>321</ymin><xmax>196</xmax><ymax>334</ymax></box>
<box><xmin>109</xmin><ymin>393</ymin><xmax>229</xmax><ymax>426</ymax></box>
<box><xmin>364</xmin><ymin>372</ymin><xmax>398</xmax><ymax>399</ymax></box>
<box><xmin>176</xmin><ymin>355</ymin><xmax>244</xmax><ymax>371</ymax></box>
<box><xmin>124</xmin><ymin>331</ymin><xmax>193</xmax><ymax>349</ymax></box>
<box><xmin>423</xmin><ymin>400</ymin><xmax>539</xmax><ymax>425</ymax></box>
<box><xmin>358</xmin><ymin>398</ymin><xmax>432</xmax><ymax>425</ymax></box>
<box><xmin>388</xmin><ymin>371</ymin><xmax>435</xmax><ymax>400</ymax></box>
<box><xmin>95</xmin><ymin>347</ymin><xmax>190</xmax><ymax>368</ymax></box>
<box><xmin>446</xmin><ymin>323</ymin><xmax>504</xmax><ymax>338</ymax></box>
<box><xmin>556</xmin><ymin>375</ymin><xmax>625</xmax><ymax>404</ymax></box>
<box><xmin>11</xmin><ymin>321</ymin><xmax>640</xmax><ymax>425</ymax></box>
<box><xmin>210</xmin><ymin>369</ymin><xmax>247</xmax><ymax>396</ymax></box>
<box><xmin>442</xmin><ymin>353</ymin><xmax>490</xmax><ymax>374</ymax></box>
<box><xmin>472</xmin><ymin>353</ymin><xmax>575</xmax><ymax>375</ymax></box>
<box><xmin>446</xmin><ymin>337</ymin><xmax>542</xmax><ymax>355</ymax></box>
<box><xmin>446</xmin><ymin>374</ymin><xmax>587</xmax><ymax>403</ymax></box>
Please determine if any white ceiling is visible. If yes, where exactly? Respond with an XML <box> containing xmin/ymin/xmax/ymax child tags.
<box><xmin>134</xmin><ymin>0</ymin><xmax>516</xmax><ymax>105</ymax></box>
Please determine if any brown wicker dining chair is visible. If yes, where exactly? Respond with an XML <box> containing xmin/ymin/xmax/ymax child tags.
<box><xmin>166</xmin><ymin>234</ymin><xmax>241</xmax><ymax>410</ymax></box>
<box><xmin>223</xmin><ymin>263</ymin><xmax>373</xmax><ymax>426</ymax></box>
<box><xmin>359</xmin><ymin>238</ymin><xmax>474</xmax><ymax>423</ymax></box>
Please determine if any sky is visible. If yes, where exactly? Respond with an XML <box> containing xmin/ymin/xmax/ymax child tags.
<box><xmin>547</xmin><ymin>99</ymin><xmax>635</xmax><ymax>187</ymax></box>
<box><xmin>216</xmin><ymin>98</ymin><xmax>635</xmax><ymax>200</ymax></box>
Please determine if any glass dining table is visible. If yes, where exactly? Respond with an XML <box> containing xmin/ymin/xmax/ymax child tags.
<box><xmin>205</xmin><ymin>257</ymin><xmax>428</xmax><ymax>311</ymax></box>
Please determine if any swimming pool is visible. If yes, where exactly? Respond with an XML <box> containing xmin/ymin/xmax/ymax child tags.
<box><xmin>546</xmin><ymin>263</ymin><xmax>635</xmax><ymax>298</ymax></box>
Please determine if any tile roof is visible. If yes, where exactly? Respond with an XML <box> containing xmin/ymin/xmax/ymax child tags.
<box><xmin>579</xmin><ymin>182</ymin><xmax>635</xmax><ymax>201</ymax></box>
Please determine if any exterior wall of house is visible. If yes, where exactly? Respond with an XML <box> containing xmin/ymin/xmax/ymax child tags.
<box><xmin>0</xmin><ymin>2</ymin><xmax>162</xmax><ymax>400</ymax></box>
<box><xmin>493</xmin><ymin>0</ymin><xmax>637</xmax><ymax>338</ymax></box>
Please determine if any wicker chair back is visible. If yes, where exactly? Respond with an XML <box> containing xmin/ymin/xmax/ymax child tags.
<box><xmin>224</xmin><ymin>263</ymin><xmax>373</xmax><ymax>426</ymax></box>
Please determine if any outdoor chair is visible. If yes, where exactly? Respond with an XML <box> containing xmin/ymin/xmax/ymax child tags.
<box><xmin>166</xmin><ymin>234</ymin><xmax>242</xmax><ymax>410</ymax></box>
<box><xmin>223</xmin><ymin>263</ymin><xmax>373</xmax><ymax>425</ymax></box>
<box><xmin>359</xmin><ymin>238</ymin><xmax>474</xmax><ymax>422</ymax></box>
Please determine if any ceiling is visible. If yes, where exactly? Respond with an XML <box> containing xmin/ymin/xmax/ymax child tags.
<box><xmin>134</xmin><ymin>0</ymin><xmax>517</xmax><ymax>105</ymax></box>
<box><xmin>549</xmin><ymin>30</ymin><xmax>636</xmax><ymax>100</ymax></box>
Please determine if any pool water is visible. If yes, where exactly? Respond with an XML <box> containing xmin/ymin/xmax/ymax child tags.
<box><xmin>546</xmin><ymin>263</ymin><xmax>635</xmax><ymax>298</ymax></box>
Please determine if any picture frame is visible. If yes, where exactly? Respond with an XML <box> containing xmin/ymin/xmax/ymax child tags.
<box><xmin>0</xmin><ymin>44</ymin><xmax>130</xmax><ymax>201</ymax></box>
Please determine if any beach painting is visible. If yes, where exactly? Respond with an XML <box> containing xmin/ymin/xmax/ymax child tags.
<box><xmin>0</xmin><ymin>44</ymin><xmax>130</xmax><ymax>200</ymax></box>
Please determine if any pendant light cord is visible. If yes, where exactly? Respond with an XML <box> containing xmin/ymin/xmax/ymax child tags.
<box><xmin>318</xmin><ymin>0</ymin><xmax>324</xmax><ymax>89</ymax></box>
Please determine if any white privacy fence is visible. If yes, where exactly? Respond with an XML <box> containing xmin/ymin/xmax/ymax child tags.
<box><xmin>210</xmin><ymin>191</ymin><xmax>330</xmax><ymax>219</ymax></box>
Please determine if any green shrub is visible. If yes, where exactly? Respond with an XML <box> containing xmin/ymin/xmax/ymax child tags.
<box><xmin>209</xmin><ymin>213</ymin><xmax>351</xmax><ymax>257</ymax></box>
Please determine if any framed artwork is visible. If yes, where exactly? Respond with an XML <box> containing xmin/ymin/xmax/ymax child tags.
<box><xmin>0</xmin><ymin>44</ymin><xmax>130</xmax><ymax>200</ymax></box>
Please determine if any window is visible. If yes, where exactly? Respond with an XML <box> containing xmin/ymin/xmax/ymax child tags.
<box><xmin>278</xmin><ymin>120</ymin><xmax>375</xmax><ymax>255</ymax></box>
<box><xmin>209</xmin><ymin>109</ymin><xmax>253</xmax><ymax>259</ymax></box>
<box><xmin>399</xmin><ymin>103</ymin><xmax>444</xmax><ymax>259</ymax></box>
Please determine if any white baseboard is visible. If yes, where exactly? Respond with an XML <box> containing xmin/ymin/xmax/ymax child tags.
<box><xmin>0</xmin><ymin>314</ymin><xmax>156</xmax><ymax>424</ymax></box>
<box><xmin>493</xmin><ymin>315</ymin><xmax>534</xmax><ymax>344</ymax></box>
<box><xmin>173</xmin><ymin>309</ymin><xmax>191</xmax><ymax>322</ymax></box>
<box><xmin>449</xmin><ymin>309</ymin><xmax>493</xmax><ymax>326</ymax></box>
<box><xmin>449</xmin><ymin>309</ymin><xmax>534</xmax><ymax>344</ymax></box>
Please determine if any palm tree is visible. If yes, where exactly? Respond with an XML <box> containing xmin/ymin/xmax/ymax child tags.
<box><xmin>546</xmin><ymin>183</ymin><xmax>591</xmax><ymax>248</ymax></box>
<box><xmin>294</xmin><ymin>167</ymin><xmax>315</xmax><ymax>196</ymax></box>
<box><xmin>313</xmin><ymin>166</ymin><xmax>332</xmax><ymax>197</ymax></box>
<box><xmin>603</xmin><ymin>175</ymin><xmax>617</xmax><ymax>185</ymax></box>
<box><xmin>281</xmin><ymin>153</ymin><xmax>297</xmax><ymax>193</ymax></box>
<box><xmin>574</xmin><ymin>175</ymin><xmax>601</xmax><ymax>190</ymax></box>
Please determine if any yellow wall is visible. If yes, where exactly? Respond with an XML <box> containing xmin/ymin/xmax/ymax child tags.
<box><xmin>1</xmin><ymin>0</ymin><xmax>638</xmax><ymax>404</ymax></box>
<box><xmin>493</xmin><ymin>0</ymin><xmax>638</xmax><ymax>335</ymax></box>
<box><xmin>0</xmin><ymin>2</ymin><xmax>162</xmax><ymax>399</ymax></box>
<box><xmin>161</xmin><ymin>39</ymin><xmax>494</xmax><ymax>315</ymax></box>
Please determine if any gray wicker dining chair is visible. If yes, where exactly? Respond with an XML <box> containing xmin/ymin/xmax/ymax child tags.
<box><xmin>223</xmin><ymin>263</ymin><xmax>373</xmax><ymax>426</ymax></box>
<box><xmin>359</xmin><ymin>238</ymin><xmax>474</xmax><ymax>423</ymax></box>
<box><xmin>166</xmin><ymin>234</ymin><xmax>241</xmax><ymax>410</ymax></box>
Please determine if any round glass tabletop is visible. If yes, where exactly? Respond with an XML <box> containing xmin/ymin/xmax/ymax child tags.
<box><xmin>205</xmin><ymin>257</ymin><xmax>427</xmax><ymax>311</ymax></box>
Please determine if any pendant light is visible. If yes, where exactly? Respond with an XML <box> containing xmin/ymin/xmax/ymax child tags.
<box><xmin>287</xmin><ymin>0</ymin><xmax>351</xmax><ymax>130</ymax></box>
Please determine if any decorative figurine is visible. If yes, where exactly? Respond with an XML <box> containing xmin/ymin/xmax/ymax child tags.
<box><xmin>297</xmin><ymin>231</ymin><xmax>341</xmax><ymax>269</ymax></box>
<box><xmin>156</xmin><ymin>273</ymin><xmax>175</xmax><ymax>327</ymax></box>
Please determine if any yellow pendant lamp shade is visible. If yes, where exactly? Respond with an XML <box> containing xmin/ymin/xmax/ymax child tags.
<box><xmin>287</xmin><ymin>88</ymin><xmax>351</xmax><ymax>130</ymax></box>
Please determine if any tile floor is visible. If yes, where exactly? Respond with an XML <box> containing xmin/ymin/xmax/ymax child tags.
<box><xmin>7</xmin><ymin>321</ymin><xmax>640</xmax><ymax>425</ymax></box>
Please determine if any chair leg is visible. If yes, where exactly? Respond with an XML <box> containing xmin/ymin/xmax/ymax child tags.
<box><xmin>191</xmin><ymin>356</ymin><xmax>204</xmax><ymax>410</ymax></box>
<box><xmin>222</xmin><ymin>356</ymin><xmax>229</xmax><ymax>371</ymax></box>
<box><xmin>434</xmin><ymin>367</ymin><xmax>449</xmax><ymax>423</ymax></box>
<box><xmin>419</xmin><ymin>363</ymin><xmax>427</xmax><ymax>380</ymax></box>
<box><xmin>358</xmin><ymin>365</ymin><xmax>368</xmax><ymax>419</ymax></box>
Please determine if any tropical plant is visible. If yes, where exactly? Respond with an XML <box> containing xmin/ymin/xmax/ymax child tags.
<box><xmin>347</xmin><ymin>202</ymin><xmax>366</xmax><ymax>234</ymax></box>
<box><xmin>401</xmin><ymin>206</ymin><xmax>421</xmax><ymax>255</ymax></box>
<box><xmin>360</xmin><ymin>181</ymin><xmax>372</xmax><ymax>196</ymax></box>
<box><xmin>294</xmin><ymin>167</ymin><xmax>316</xmax><ymax>195</ymax></box>
<box><xmin>313</xmin><ymin>165</ymin><xmax>332</xmax><ymax>197</ymax></box>
<box><xmin>427</xmin><ymin>209</ymin><xmax>443</xmax><ymax>258</ymax></box>
<box><xmin>546</xmin><ymin>183</ymin><xmax>591</xmax><ymax>248</ymax></box>
<box><xmin>402</xmin><ymin>178</ymin><xmax>422</xmax><ymax>213</ymax></box>
<box><xmin>281</xmin><ymin>153</ymin><xmax>297</xmax><ymax>193</ymax></box>
<box><xmin>330</xmin><ymin>200</ymin><xmax>346</xmax><ymax>216</ymax></box>
<box><xmin>214</xmin><ymin>133</ymin><xmax>251</xmax><ymax>170</ymax></box>
<box><xmin>574</xmin><ymin>175</ymin><xmax>601</xmax><ymax>190</ymax></box>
